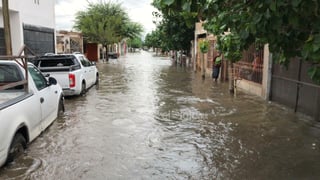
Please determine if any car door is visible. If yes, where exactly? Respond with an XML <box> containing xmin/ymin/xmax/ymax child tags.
<box><xmin>79</xmin><ymin>56</ymin><xmax>92</xmax><ymax>86</ymax></box>
<box><xmin>28</xmin><ymin>65</ymin><xmax>58</xmax><ymax>130</ymax></box>
<box><xmin>84</xmin><ymin>57</ymin><xmax>96</xmax><ymax>86</ymax></box>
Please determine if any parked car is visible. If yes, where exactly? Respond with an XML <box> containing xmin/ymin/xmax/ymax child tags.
<box><xmin>0</xmin><ymin>60</ymin><xmax>64</xmax><ymax>167</ymax></box>
<box><xmin>108</xmin><ymin>52</ymin><xmax>118</xmax><ymax>59</ymax></box>
<box><xmin>33</xmin><ymin>53</ymin><xmax>99</xmax><ymax>96</ymax></box>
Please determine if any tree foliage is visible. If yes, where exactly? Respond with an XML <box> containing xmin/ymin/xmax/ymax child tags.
<box><xmin>74</xmin><ymin>2</ymin><xmax>143</xmax><ymax>46</ymax></box>
<box><xmin>153</xmin><ymin>0</ymin><xmax>320</xmax><ymax>83</ymax></box>
<box><xmin>127</xmin><ymin>37</ymin><xmax>143</xmax><ymax>49</ymax></box>
<box><xmin>144</xmin><ymin>29</ymin><xmax>162</xmax><ymax>50</ymax></box>
<box><xmin>151</xmin><ymin>0</ymin><xmax>195</xmax><ymax>53</ymax></box>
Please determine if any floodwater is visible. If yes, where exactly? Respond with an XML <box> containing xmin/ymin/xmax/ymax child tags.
<box><xmin>1</xmin><ymin>51</ymin><xmax>320</xmax><ymax>179</ymax></box>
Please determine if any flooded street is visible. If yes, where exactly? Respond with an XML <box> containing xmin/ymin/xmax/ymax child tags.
<box><xmin>1</xmin><ymin>51</ymin><xmax>320</xmax><ymax>179</ymax></box>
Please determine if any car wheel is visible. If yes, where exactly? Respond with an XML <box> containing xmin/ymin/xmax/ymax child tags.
<box><xmin>95</xmin><ymin>74</ymin><xmax>99</xmax><ymax>85</ymax></box>
<box><xmin>80</xmin><ymin>81</ymin><xmax>86</xmax><ymax>96</ymax></box>
<box><xmin>6</xmin><ymin>133</ymin><xmax>27</xmax><ymax>164</ymax></box>
<box><xmin>58</xmin><ymin>97</ymin><xmax>65</xmax><ymax>117</ymax></box>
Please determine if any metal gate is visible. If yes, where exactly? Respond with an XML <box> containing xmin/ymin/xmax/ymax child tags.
<box><xmin>0</xmin><ymin>28</ymin><xmax>6</xmax><ymax>55</ymax></box>
<box><xmin>270</xmin><ymin>58</ymin><xmax>320</xmax><ymax>121</ymax></box>
<box><xmin>23</xmin><ymin>24</ymin><xmax>54</xmax><ymax>55</ymax></box>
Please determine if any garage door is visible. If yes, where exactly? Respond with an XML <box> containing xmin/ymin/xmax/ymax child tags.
<box><xmin>23</xmin><ymin>24</ymin><xmax>54</xmax><ymax>55</ymax></box>
<box><xmin>0</xmin><ymin>28</ymin><xmax>6</xmax><ymax>55</ymax></box>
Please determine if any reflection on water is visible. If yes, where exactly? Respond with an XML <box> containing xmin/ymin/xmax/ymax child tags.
<box><xmin>1</xmin><ymin>51</ymin><xmax>320</xmax><ymax>179</ymax></box>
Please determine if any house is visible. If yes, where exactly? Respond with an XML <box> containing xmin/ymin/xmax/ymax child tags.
<box><xmin>56</xmin><ymin>30</ymin><xmax>83</xmax><ymax>54</ymax></box>
<box><xmin>0</xmin><ymin>0</ymin><xmax>55</xmax><ymax>55</ymax></box>
<box><xmin>194</xmin><ymin>22</ymin><xmax>319</xmax><ymax>121</ymax></box>
<box><xmin>194</xmin><ymin>22</ymin><xmax>228</xmax><ymax>81</ymax></box>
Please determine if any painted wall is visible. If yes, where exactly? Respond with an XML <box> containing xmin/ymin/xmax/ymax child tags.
<box><xmin>0</xmin><ymin>0</ymin><xmax>55</xmax><ymax>54</ymax></box>
<box><xmin>0</xmin><ymin>0</ymin><xmax>55</xmax><ymax>28</ymax></box>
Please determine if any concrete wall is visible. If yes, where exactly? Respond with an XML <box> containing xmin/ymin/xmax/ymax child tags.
<box><xmin>236</xmin><ymin>44</ymin><xmax>271</xmax><ymax>99</ymax></box>
<box><xmin>0</xmin><ymin>0</ymin><xmax>55</xmax><ymax>54</ymax></box>
<box><xmin>0</xmin><ymin>0</ymin><xmax>55</xmax><ymax>28</ymax></box>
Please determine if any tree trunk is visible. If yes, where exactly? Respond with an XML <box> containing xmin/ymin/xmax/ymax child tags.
<box><xmin>2</xmin><ymin>0</ymin><xmax>12</xmax><ymax>55</ymax></box>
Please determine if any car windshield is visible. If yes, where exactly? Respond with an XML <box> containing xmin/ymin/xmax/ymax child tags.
<box><xmin>39</xmin><ymin>58</ymin><xmax>75</xmax><ymax>67</ymax></box>
<box><xmin>0</xmin><ymin>64</ymin><xmax>22</xmax><ymax>83</ymax></box>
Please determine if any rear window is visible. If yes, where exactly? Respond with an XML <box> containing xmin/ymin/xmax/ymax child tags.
<box><xmin>39</xmin><ymin>58</ymin><xmax>75</xmax><ymax>67</ymax></box>
<box><xmin>0</xmin><ymin>64</ymin><xmax>23</xmax><ymax>83</ymax></box>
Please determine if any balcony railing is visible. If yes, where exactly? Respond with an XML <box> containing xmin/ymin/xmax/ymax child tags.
<box><xmin>234</xmin><ymin>44</ymin><xmax>263</xmax><ymax>84</ymax></box>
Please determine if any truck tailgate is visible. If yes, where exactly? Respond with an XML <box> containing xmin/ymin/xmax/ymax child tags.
<box><xmin>47</xmin><ymin>72</ymin><xmax>70</xmax><ymax>89</ymax></box>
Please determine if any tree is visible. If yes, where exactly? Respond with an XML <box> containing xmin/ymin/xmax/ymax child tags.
<box><xmin>144</xmin><ymin>29</ymin><xmax>162</xmax><ymax>52</ymax></box>
<box><xmin>152</xmin><ymin>0</ymin><xmax>212</xmax><ymax>25</ymax></box>
<box><xmin>121</xmin><ymin>21</ymin><xmax>143</xmax><ymax>40</ymax></box>
<box><xmin>152</xmin><ymin>1</ymin><xmax>195</xmax><ymax>54</ymax></box>
<box><xmin>127</xmin><ymin>37</ymin><xmax>143</xmax><ymax>52</ymax></box>
<box><xmin>205</xmin><ymin>0</ymin><xmax>320</xmax><ymax>84</ymax></box>
<box><xmin>152</xmin><ymin>0</ymin><xmax>320</xmax><ymax>83</ymax></box>
<box><xmin>74</xmin><ymin>2</ymin><xmax>142</xmax><ymax>61</ymax></box>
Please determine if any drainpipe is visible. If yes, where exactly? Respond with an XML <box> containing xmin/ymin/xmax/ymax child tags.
<box><xmin>228</xmin><ymin>60</ymin><xmax>234</xmax><ymax>93</ymax></box>
<box><xmin>2</xmin><ymin>0</ymin><xmax>12</xmax><ymax>55</ymax></box>
<box><xmin>266</xmin><ymin>53</ymin><xmax>273</xmax><ymax>101</ymax></box>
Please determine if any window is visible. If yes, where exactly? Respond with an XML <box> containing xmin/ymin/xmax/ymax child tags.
<box><xmin>0</xmin><ymin>64</ymin><xmax>24</xmax><ymax>90</ymax></box>
<box><xmin>79</xmin><ymin>56</ymin><xmax>91</xmax><ymax>67</ymax></box>
<box><xmin>39</xmin><ymin>58</ymin><xmax>75</xmax><ymax>67</ymax></box>
<box><xmin>0</xmin><ymin>65</ymin><xmax>22</xmax><ymax>83</ymax></box>
<box><xmin>28</xmin><ymin>66</ymin><xmax>47</xmax><ymax>90</ymax></box>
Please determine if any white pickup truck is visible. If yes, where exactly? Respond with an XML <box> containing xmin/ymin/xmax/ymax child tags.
<box><xmin>0</xmin><ymin>60</ymin><xmax>64</xmax><ymax>167</ymax></box>
<box><xmin>34</xmin><ymin>53</ymin><xmax>99</xmax><ymax>96</ymax></box>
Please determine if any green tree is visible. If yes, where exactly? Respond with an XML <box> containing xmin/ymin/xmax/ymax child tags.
<box><xmin>121</xmin><ymin>21</ymin><xmax>144</xmax><ymax>40</ymax></box>
<box><xmin>152</xmin><ymin>1</ymin><xmax>195</xmax><ymax>54</ymax></box>
<box><xmin>152</xmin><ymin>0</ymin><xmax>320</xmax><ymax>83</ymax></box>
<box><xmin>127</xmin><ymin>37</ymin><xmax>143</xmax><ymax>52</ymax></box>
<box><xmin>152</xmin><ymin>0</ymin><xmax>212</xmax><ymax>25</ymax></box>
<box><xmin>74</xmin><ymin>2</ymin><xmax>142</xmax><ymax>60</ymax></box>
<box><xmin>144</xmin><ymin>29</ymin><xmax>162</xmax><ymax>52</ymax></box>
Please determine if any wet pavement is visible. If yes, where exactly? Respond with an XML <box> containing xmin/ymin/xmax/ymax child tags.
<box><xmin>1</xmin><ymin>51</ymin><xmax>320</xmax><ymax>179</ymax></box>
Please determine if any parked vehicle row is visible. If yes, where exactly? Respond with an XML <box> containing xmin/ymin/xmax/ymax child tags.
<box><xmin>0</xmin><ymin>53</ymin><xmax>99</xmax><ymax>168</ymax></box>
<box><xmin>0</xmin><ymin>60</ymin><xmax>64</xmax><ymax>167</ymax></box>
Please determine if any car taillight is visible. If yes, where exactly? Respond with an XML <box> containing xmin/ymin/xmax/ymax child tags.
<box><xmin>69</xmin><ymin>74</ymin><xmax>76</xmax><ymax>88</ymax></box>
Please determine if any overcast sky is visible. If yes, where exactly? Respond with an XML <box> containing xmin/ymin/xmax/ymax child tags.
<box><xmin>55</xmin><ymin>0</ymin><xmax>158</xmax><ymax>37</ymax></box>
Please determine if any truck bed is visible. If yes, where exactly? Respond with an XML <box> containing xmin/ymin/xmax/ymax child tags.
<box><xmin>0</xmin><ymin>91</ymin><xmax>32</xmax><ymax>110</ymax></box>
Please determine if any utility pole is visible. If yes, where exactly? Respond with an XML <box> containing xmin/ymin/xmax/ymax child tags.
<box><xmin>2</xmin><ymin>0</ymin><xmax>12</xmax><ymax>55</ymax></box>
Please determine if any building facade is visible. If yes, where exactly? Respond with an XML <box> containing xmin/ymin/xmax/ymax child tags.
<box><xmin>194</xmin><ymin>22</ymin><xmax>319</xmax><ymax>121</ymax></box>
<box><xmin>56</xmin><ymin>30</ymin><xmax>83</xmax><ymax>54</ymax></box>
<box><xmin>0</xmin><ymin>0</ymin><xmax>55</xmax><ymax>55</ymax></box>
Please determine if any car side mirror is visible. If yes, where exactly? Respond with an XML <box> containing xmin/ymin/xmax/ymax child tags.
<box><xmin>48</xmin><ymin>77</ymin><xmax>57</xmax><ymax>86</ymax></box>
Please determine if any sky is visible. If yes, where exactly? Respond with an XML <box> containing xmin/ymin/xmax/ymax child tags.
<box><xmin>55</xmin><ymin>0</ymin><xmax>158</xmax><ymax>37</ymax></box>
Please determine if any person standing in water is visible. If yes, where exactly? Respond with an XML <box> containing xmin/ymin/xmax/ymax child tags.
<box><xmin>212</xmin><ymin>52</ymin><xmax>222</xmax><ymax>82</ymax></box>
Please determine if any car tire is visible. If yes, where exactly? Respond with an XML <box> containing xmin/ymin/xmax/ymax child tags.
<box><xmin>95</xmin><ymin>74</ymin><xmax>99</xmax><ymax>85</ymax></box>
<box><xmin>80</xmin><ymin>81</ymin><xmax>86</xmax><ymax>96</ymax></box>
<box><xmin>58</xmin><ymin>97</ymin><xmax>65</xmax><ymax>117</ymax></box>
<box><xmin>6</xmin><ymin>133</ymin><xmax>27</xmax><ymax>164</ymax></box>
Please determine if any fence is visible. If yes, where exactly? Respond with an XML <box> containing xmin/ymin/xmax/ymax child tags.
<box><xmin>233</xmin><ymin>44</ymin><xmax>263</xmax><ymax>84</ymax></box>
<box><xmin>271</xmin><ymin>58</ymin><xmax>320</xmax><ymax>121</ymax></box>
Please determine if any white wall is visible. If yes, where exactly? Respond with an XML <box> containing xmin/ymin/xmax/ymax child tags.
<box><xmin>10</xmin><ymin>11</ymin><xmax>23</xmax><ymax>55</ymax></box>
<box><xmin>0</xmin><ymin>0</ymin><xmax>55</xmax><ymax>54</ymax></box>
<box><xmin>0</xmin><ymin>0</ymin><xmax>55</xmax><ymax>28</ymax></box>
